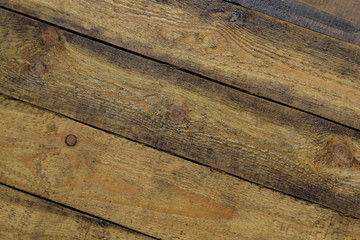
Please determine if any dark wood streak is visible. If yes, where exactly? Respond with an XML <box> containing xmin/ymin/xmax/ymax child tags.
<box><xmin>227</xmin><ymin>0</ymin><xmax>360</xmax><ymax>44</ymax></box>
<box><xmin>1</xmin><ymin>0</ymin><xmax>360</xmax><ymax>131</ymax></box>
<box><xmin>1</xmin><ymin>96</ymin><xmax>360</xmax><ymax>239</ymax></box>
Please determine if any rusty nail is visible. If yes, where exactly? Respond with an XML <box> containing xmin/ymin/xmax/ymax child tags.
<box><xmin>65</xmin><ymin>134</ymin><xmax>77</xmax><ymax>146</ymax></box>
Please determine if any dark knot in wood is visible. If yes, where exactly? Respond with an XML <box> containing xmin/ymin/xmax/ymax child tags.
<box><xmin>227</xmin><ymin>12</ymin><xmax>240</xmax><ymax>22</ymax></box>
<box><xmin>325</xmin><ymin>139</ymin><xmax>358</xmax><ymax>168</ymax></box>
<box><xmin>29</xmin><ymin>61</ymin><xmax>47</xmax><ymax>75</ymax></box>
<box><xmin>167</xmin><ymin>105</ymin><xmax>188</xmax><ymax>124</ymax></box>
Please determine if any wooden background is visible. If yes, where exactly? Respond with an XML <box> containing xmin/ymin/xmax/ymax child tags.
<box><xmin>0</xmin><ymin>0</ymin><xmax>360</xmax><ymax>239</ymax></box>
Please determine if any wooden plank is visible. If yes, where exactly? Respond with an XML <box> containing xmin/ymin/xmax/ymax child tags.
<box><xmin>1</xmin><ymin>0</ymin><xmax>360</xmax><ymax>130</ymax></box>
<box><xmin>0</xmin><ymin>185</ymin><xmax>153</xmax><ymax>240</ymax></box>
<box><xmin>226</xmin><ymin>0</ymin><xmax>360</xmax><ymax>45</ymax></box>
<box><xmin>1</xmin><ymin>9</ymin><xmax>360</xmax><ymax>217</ymax></box>
<box><xmin>1</xmin><ymin>95</ymin><xmax>360</xmax><ymax>240</ymax></box>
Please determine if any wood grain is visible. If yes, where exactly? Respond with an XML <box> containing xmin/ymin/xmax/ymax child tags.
<box><xmin>1</xmin><ymin>95</ymin><xmax>360</xmax><ymax>240</ymax></box>
<box><xmin>1</xmin><ymin>0</ymin><xmax>360</xmax><ymax>130</ymax></box>
<box><xmin>227</xmin><ymin>0</ymin><xmax>360</xmax><ymax>45</ymax></box>
<box><xmin>0</xmin><ymin>185</ymin><xmax>152</xmax><ymax>240</ymax></box>
<box><xmin>1</xmin><ymin>9</ymin><xmax>360</xmax><ymax>217</ymax></box>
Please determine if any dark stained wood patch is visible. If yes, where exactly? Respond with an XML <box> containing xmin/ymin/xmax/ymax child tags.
<box><xmin>227</xmin><ymin>0</ymin><xmax>360</xmax><ymax>45</ymax></box>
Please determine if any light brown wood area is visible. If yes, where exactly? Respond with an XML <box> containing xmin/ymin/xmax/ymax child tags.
<box><xmin>0</xmin><ymin>185</ymin><xmax>151</xmax><ymax>240</ymax></box>
<box><xmin>2</xmin><ymin>0</ymin><xmax>360</xmax><ymax>130</ymax></box>
<box><xmin>2</xmin><ymin>9</ymin><xmax>360</xmax><ymax>218</ymax></box>
<box><xmin>227</xmin><ymin>0</ymin><xmax>360</xmax><ymax>44</ymax></box>
<box><xmin>1</xmin><ymin>95</ymin><xmax>360</xmax><ymax>240</ymax></box>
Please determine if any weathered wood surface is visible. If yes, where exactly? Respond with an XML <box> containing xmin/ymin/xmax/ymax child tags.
<box><xmin>1</xmin><ymin>0</ymin><xmax>360</xmax><ymax>130</ymax></box>
<box><xmin>1</xmin><ymin>95</ymin><xmax>360</xmax><ymax>240</ymax></box>
<box><xmin>1</xmin><ymin>9</ymin><xmax>360</xmax><ymax>217</ymax></box>
<box><xmin>227</xmin><ymin>0</ymin><xmax>360</xmax><ymax>45</ymax></box>
<box><xmin>0</xmin><ymin>185</ymin><xmax>152</xmax><ymax>240</ymax></box>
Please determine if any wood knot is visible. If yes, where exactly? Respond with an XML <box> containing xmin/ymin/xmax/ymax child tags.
<box><xmin>167</xmin><ymin>105</ymin><xmax>188</xmax><ymax>124</ymax></box>
<box><xmin>324</xmin><ymin>139</ymin><xmax>359</xmax><ymax>168</ymax></box>
<box><xmin>29</xmin><ymin>61</ymin><xmax>47</xmax><ymax>75</ymax></box>
<box><xmin>39</xmin><ymin>25</ymin><xmax>60</xmax><ymax>46</ymax></box>
<box><xmin>221</xmin><ymin>11</ymin><xmax>250</xmax><ymax>25</ymax></box>
<box><xmin>227</xmin><ymin>12</ymin><xmax>240</xmax><ymax>22</ymax></box>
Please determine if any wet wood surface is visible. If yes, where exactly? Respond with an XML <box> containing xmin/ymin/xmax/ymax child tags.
<box><xmin>1</xmin><ymin>95</ymin><xmax>360</xmax><ymax>240</ymax></box>
<box><xmin>1</xmin><ymin>0</ymin><xmax>360</xmax><ymax>130</ymax></box>
<box><xmin>1</xmin><ymin>9</ymin><xmax>360</xmax><ymax>218</ymax></box>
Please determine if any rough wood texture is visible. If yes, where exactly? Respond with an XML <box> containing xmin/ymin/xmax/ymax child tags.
<box><xmin>1</xmin><ymin>95</ymin><xmax>360</xmax><ymax>240</ymax></box>
<box><xmin>1</xmin><ymin>9</ymin><xmax>360</xmax><ymax>217</ymax></box>
<box><xmin>0</xmin><ymin>185</ymin><xmax>152</xmax><ymax>240</ymax></box>
<box><xmin>1</xmin><ymin>0</ymin><xmax>360</xmax><ymax>130</ymax></box>
<box><xmin>227</xmin><ymin>0</ymin><xmax>360</xmax><ymax>45</ymax></box>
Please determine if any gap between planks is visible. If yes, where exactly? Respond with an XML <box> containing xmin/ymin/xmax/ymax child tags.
<box><xmin>0</xmin><ymin>183</ymin><xmax>158</xmax><ymax>240</ymax></box>
<box><xmin>3</xmin><ymin>93</ymin><xmax>358</xmax><ymax>221</ymax></box>
<box><xmin>0</xmin><ymin>5</ymin><xmax>359</xmax><ymax>134</ymax></box>
<box><xmin>1</xmin><ymin>8</ymin><xmax>360</xmax><ymax>218</ymax></box>
<box><xmin>1</xmin><ymin>95</ymin><xmax>360</xmax><ymax>239</ymax></box>
<box><xmin>1</xmin><ymin>0</ymin><xmax>360</xmax><ymax>130</ymax></box>
<box><xmin>225</xmin><ymin>0</ymin><xmax>360</xmax><ymax>45</ymax></box>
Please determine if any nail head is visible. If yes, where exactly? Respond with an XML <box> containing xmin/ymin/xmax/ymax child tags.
<box><xmin>65</xmin><ymin>134</ymin><xmax>77</xmax><ymax>146</ymax></box>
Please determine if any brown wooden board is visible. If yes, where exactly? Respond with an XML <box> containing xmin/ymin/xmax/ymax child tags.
<box><xmin>226</xmin><ymin>0</ymin><xmax>360</xmax><ymax>45</ymax></box>
<box><xmin>1</xmin><ymin>0</ymin><xmax>360</xmax><ymax>130</ymax></box>
<box><xmin>1</xmin><ymin>9</ymin><xmax>360</xmax><ymax>217</ymax></box>
<box><xmin>0</xmin><ymin>185</ymin><xmax>153</xmax><ymax>240</ymax></box>
<box><xmin>1</xmin><ymin>95</ymin><xmax>360</xmax><ymax>240</ymax></box>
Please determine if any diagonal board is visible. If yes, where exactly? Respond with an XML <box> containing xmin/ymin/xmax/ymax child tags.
<box><xmin>1</xmin><ymin>0</ymin><xmax>360</xmax><ymax>130</ymax></box>
<box><xmin>0</xmin><ymin>185</ymin><xmax>153</xmax><ymax>240</ymax></box>
<box><xmin>1</xmin><ymin>95</ymin><xmax>360</xmax><ymax>239</ymax></box>
<box><xmin>1</xmin><ymin>9</ymin><xmax>360</xmax><ymax>217</ymax></box>
<box><xmin>226</xmin><ymin>0</ymin><xmax>360</xmax><ymax>45</ymax></box>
